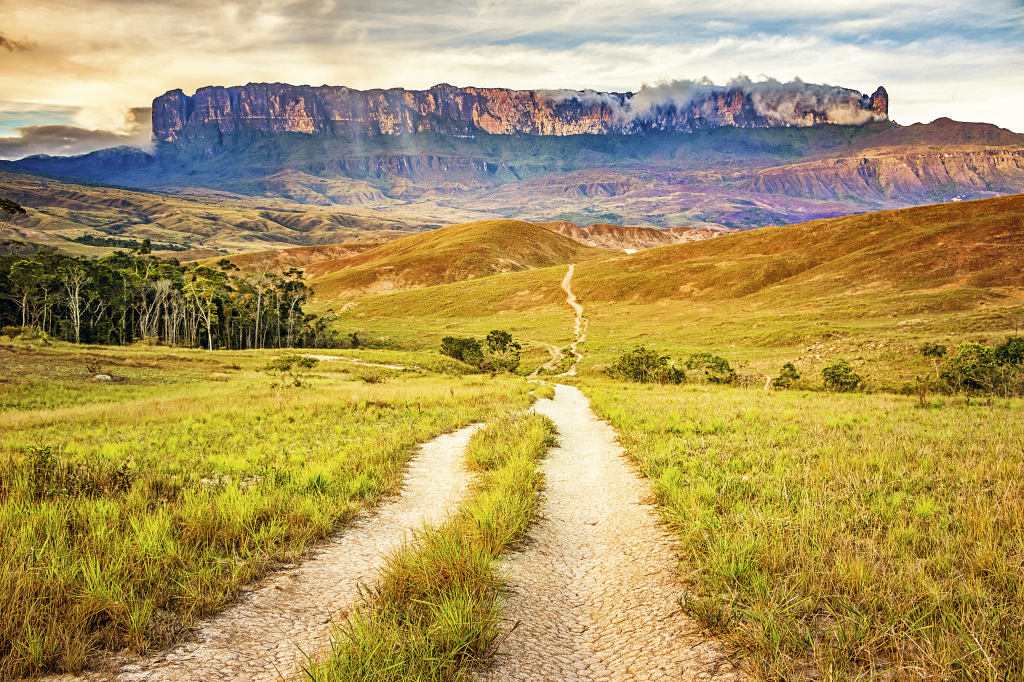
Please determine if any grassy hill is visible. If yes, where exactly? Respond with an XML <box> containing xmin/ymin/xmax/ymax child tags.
<box><xmin>306</xmin><ymin>219</ymin><xmax>610</xmax><ymax>299</ymax></box>
<box><xmin>316</xmin><ymin>195</ymin><xmax>1023</xmax><ymax>384</ymax></box>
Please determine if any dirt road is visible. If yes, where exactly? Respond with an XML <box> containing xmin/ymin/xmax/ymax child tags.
<box><xmin>479</xmin><ymin>385</ymin><xmax>744</xmax><ymax>681</ymax></box>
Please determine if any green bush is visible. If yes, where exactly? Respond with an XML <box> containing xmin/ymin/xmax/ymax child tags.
<box><xmin>941</xmin><ymin>340</ymin><xmax>1024</xmax><ymax>396</ymax></box>
<box><xmin>1</xmin><ymin>326</ymin><xmax>23</xmax><ymax>338</ymax></box>
<box><xmin>440</xmin><ymin>337</ymin><xmax>484</xmax><ymax>367</ymax></box>
<box><xmin>684</xmin><ymin>352</ymin><xmax>736</xmax><ymax>384</ymax></box>
<box><xmin>605</xmin><ymin>346</ymin><xmax>685</xmax><ymax>384</ymax></box>
<box><xmin>773</xmin><ymin>362</ymin><xmax>801</xmax><ymax>390</ymax></box>
<box><xmin>821</xmin><ymin>358</ymin><xmax>861</xmax><ymax>392</ymax></box>
<box><xmin>485</xmin><ymin>330</ymin><xmax>522</xmax><ymax>373</ymax></box>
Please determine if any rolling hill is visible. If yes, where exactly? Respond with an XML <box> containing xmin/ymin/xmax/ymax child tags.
<box><xmin>305</xmin><ymin>219</ymin><xmax>611</xmax><ymax>299</ymax></box>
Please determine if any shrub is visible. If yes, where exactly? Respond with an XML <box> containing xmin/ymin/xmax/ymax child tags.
<box><xmin>773</xmin><ymin>362</ymin><xmax>801</xmax><ymax>390</ymax></box>
<box><xmin>821</xmin><ymin>358</ymin><xmax>861</xmax><ymax>392</ymax></box>
<box><xmin>606</xmin><ymin>346</ymin><xmax>685</xmax><ymax>384</ymax></box>
<box><xmin>941</xmin><ymin>340</ymin><xmax>1023</xmax><ymax>396</ymax></box>
<box><xmin>1</xmin><ymin>326</ymin><xmax>23</xmax><ymax>338</ymax></box>
<box><xmin>261</xmin><ymin>354</ymin><xmax>319</xmax><ymax>387</ymax></box>
<box><xmin>684</xmin><ymin>352</ymin><xmax>736</xmax><ymax>384</ymax></box>
<box><xmin>485</xmin><ymin>330</ymin><xmax>522</xmax><ymax>373</ymax></box>
<box><xmin>440</xmin><ymin>336</ymin><xmax>484</xmax><ymax>367</ymax></box>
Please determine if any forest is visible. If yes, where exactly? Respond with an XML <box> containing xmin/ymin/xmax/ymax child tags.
<box><xmin>0</xmin><ymin>245</ymin><xmax>339</xmax><ymax>350</ymax></box>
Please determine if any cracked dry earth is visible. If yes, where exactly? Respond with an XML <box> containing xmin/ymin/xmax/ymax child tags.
<box><xmin>478</xmin><ymin>385</ymin><xmax>746</xmax><ymax>682</ymax></box>
<box><xmin>48</xmin><ymin>425</ymin><xmax>480</xmax><ymax>682</ymax></box>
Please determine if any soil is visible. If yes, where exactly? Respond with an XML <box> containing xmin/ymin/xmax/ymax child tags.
<box><xmin>476</xmin><ymin>385</ymin><xmax>746</xmax><ymax>682</ymax></box>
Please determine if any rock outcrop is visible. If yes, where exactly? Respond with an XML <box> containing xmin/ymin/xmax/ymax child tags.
<box><xmin>153</xmin><ymin>81</ymin><xmax>888</xmax><ymax>144</ymax></box>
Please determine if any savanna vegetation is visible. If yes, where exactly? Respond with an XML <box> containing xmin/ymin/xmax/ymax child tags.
<box><xmin>304</xmin><ymin>412</ymin><xmax>554</xmax><ymax>681</ymax></box>
<box><xmin>0</xmin><ymin>343</ymin><xmax>536</xmax><ymax>677</ymax></box>
<box><xmin>582</xmin><ymin>380</ymin><xmax>1023</xmax><ymax>681</ymax></box>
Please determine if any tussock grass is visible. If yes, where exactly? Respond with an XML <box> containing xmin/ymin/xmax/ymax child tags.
<box><xmin>304</xmin><ymin>411</ymin><xmax>555</xmax><ymax>682</ymax></box>
<box><xmin>0</xmin><ymin>349</ymin><xmax>534</xmax><ymax>678</ymax></box>
<box><xmin>583</xmin><ymin>379</ymin><xmax>1023</xmax><ymax>681</ymax></box>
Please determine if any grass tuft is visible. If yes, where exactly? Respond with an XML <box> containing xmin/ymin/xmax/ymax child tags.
<box><xmin>304</xmin><ymin>411</ymin><xmax>555</xmax><ymax>682</ymax></box>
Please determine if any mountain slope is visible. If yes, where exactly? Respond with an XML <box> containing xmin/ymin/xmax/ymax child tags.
<box><xmin>307</xmin><ymin>219</ymin><xmax>610</xmax><ymax>299</ymax></box>
<box><xmin>332</xmin><ymin>194</ymin><xmax>1024</xmax><ymax>321</ymax></box>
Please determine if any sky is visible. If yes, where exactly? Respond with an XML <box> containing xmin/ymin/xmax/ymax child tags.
<box><xmin>1</xmin><ymin>0</ymin><xmax>1022</xmax><ymax>159</ymax></box>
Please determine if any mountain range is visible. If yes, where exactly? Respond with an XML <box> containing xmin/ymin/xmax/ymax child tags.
<box><xmin>3</xmin><ymin>80</ymin><xmax>1023</xmax><ymax>257</ymax></box>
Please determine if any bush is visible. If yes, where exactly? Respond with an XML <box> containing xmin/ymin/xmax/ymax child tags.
<box><xmin>941</xmin><ymin>340</ymin><xmax>1023</xmax><ymax>396</ymax></box>
<box><xmin>684</xmin><ymin>352</ymin><xmax>736</xmax><ymax>384</ymax></box>
<box><xmin>821</xmin><ymin>358</ymin><xmax>861</xmax><ymax>392</ymax></box>
<box><xmin>773</xmin><ymin>362</ymin><xmax>801</xmax><ymax>390</ymax></box>
<box><xmin>261</xmin><ymin>354</ymin><xmax>319</xmax><ymax>387</ymax></box>
<box><xmin>606</xmin><ymin>346</ymin><xmax>685</xmax><ymax>384</ymax></box>
<box><xmin>485</xmin><ymin>330</ymin><xmax>522</xmax><ymax>373</ymax></box>
<box><xmin>440</xmin><ymin>336</ymin><xmax>484</xmax><ymax>367</ymax></box>
<box><xmin>1</xmin><ymin>325</ymin><xmax>23</xmax><ymax>338</ymax></box>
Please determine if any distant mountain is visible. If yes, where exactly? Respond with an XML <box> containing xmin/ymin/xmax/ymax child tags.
<box><xmin>7</xmin><ymin>82</ymin><xmax>1024</xmax><ymax>240</ymax></box>
<box><xmin>152</xmin><ymin>81</ymin><xmax>888</xmax><ymax>143</ymax></box>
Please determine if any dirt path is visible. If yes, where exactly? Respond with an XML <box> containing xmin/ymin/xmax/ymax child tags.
<box><xmin>559</xmin><ymin>264</ymin><xmax>587</xmax><ymax>376</ymax></box>
<box><xmin>479</xmin><ymin>385</ymin><xmax>745</xmax><ymax>682</ymax></box>
<box><xmin>303</xmin><ymin>354</ymin><xmax>407</xmax><ymax>370</ymax></box>
<box><xmin>56</xmin><ymin>425</ymin><xmax>480</xmax><ymax>682</ymax></box>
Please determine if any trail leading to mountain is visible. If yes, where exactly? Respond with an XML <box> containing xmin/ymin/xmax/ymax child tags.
<box><xmin>479</xmin><ymin>385</ymin><xmax>744</xmax><ymax>681</ymax></box>
<box><xmin>59</xmin><ymin>426</ymin><xmax>479</xmax><ymax>682</ymax></box>
<box><xmin>559</xmin><ymin>264</ymin><xmax>587</xmax><ymax>376</ymax></box>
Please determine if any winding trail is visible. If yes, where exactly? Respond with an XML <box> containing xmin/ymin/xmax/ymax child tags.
<box><xmin>479</xmin><ymin>385</ymin><xmax>745</xmax><ymax>682</ymax></box>
<box><xmin>559</xmin><ymin>264</ymin><xmax>588</xmax><ymax>376</ymax></box>
<box><xmin>60</xmin><ymin>425</ymin><xmax>479</xmax><ymax>682</ymax></box>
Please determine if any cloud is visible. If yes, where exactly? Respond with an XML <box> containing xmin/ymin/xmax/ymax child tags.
<box><xmin>0</xmin><ymin>31</ymin><xmax>36</xmax><ymax>52</ymax></box>
<box><xmin>0</xmin><ymin>108</ymin><xmax>153</xmax><ymax>160</ymax></box>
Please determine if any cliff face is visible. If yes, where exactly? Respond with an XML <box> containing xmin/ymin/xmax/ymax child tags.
<box><xmin>153</xmin><ymin>82</ymin><xmax>888</xmax><ymax>143</ymax></box>
<box><xmin>745</xmin><ymin>148</ymin><xmax>1024</xmax><ymax>203</ymax></box>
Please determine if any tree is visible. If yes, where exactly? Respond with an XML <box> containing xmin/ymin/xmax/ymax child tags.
<box><xmin>821</xmin><ymin>358</ymin><xmax>862</xmax><ymax>392</ymax></box>
<box><xmin>262</xmin><ymin>354</ymin><xmax>319</xmax><ymax>387</ymax></box>
<box><xmin>0</xmin><ymin>198</ymin><xmax>27</xmax><ymax>227</ymax></box>
<box><xmin>605</xmin><ymin>345</ymin><xmax>685</xmax><ymax>384</ymax></box>
<box><xmin>485</xmin><ymin>329</ymin><xmax>522</xmax><ymax>373</ymax></box>
<box><xmin>941</xmin><ymin>342</ymin><xmax>998</xmax><ymax>394</ymax></box>
<box><xmin>773</xmin><ymin>362</ymin><xmax>801</xmax><ymax>390</ymax></box>
<box><xmin>684</xmin><ymin>352</ymin><xmax>736</xmax><ymax>384</ymax></box>
<box><xmin>440</xmin><ymin>336</ymin><xmax>484</xmax><ymax>366</ymax></box>
<box><xmin>920</xmin><ymin>342</ymin><xmax>947</xmax><ymax>381</ymax></box>
<box><xmin>58</xmin><ymin>262</ymin><xmax>93</xmax><ymax>344</ymax></box>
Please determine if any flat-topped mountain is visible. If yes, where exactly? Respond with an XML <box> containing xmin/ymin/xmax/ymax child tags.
<box><xmin>153</xmin><ymin>81</ymin><xmax>888</xmax><ymax>143</ymax></box>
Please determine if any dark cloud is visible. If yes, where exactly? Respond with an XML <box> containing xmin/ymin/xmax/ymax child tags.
<box><xmin>0</xmin><ymin>31</ymin><xmax>36</xmax><ymax>52</ymax></box>
<box><xmin>0</xmin><ymin>107</ymin><xmax>153</xmax><ymax>160</ymax></box>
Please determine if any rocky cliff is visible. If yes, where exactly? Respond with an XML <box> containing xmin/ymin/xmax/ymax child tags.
<box><xmin>745</xmin><ymin>148</ymin><xmax>1024</xmax><ymax>202</ymax></box>
<box><xmin>153</xmin><ymin>82</ymin><xmax>888</xmax><ymax>143</ymax></box>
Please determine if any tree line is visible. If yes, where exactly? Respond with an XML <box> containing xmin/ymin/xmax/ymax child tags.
<box><xmin>1</xmin><ymin>244</ymin><xmax>340</xmax><ymax>351</ymax></box>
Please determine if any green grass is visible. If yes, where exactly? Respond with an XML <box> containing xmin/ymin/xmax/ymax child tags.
<box><xmin>303</xmin><ymin>411</ymin><xmax>555</xmax><ymax>682</ymax></box>
<box><xmin>581</xmin><ymin>378</ymin><xmax>1024</xmax><ymax>681</ymax></box>
<box><xmin>0</xmin><ymin>346</ymin><xmax>535</xmax><ymax>678</ymax></box>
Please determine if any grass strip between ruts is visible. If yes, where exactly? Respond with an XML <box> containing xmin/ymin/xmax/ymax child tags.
<box><xmin>302</xmin><ymin>410</ymin><xmax>555</xmax><ymax>682</ymax></box>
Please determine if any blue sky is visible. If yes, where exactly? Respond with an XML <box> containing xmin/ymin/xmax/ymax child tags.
<box><xmin>0</xmin><ymin>0</ymin><xmax>1022</xmax><ymax>158</ymax></box>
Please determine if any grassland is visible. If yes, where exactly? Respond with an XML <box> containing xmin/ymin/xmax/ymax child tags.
<box><xmin>580</xmin><ymin>379</ymin><xmax>1023</xmax><ymax>680</ymax></box>
<box><xmin>304</xmin><ymin>411</ymin><xmax>554</xmax><ymax>681</ymax></box>
<box><xmin>0</xmin><ymin>341</ymin><xmax>535</xmax><ymax>678</ymax></box>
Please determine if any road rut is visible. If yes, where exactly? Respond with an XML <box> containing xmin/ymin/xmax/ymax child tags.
<box><xmin>479</xmin><ymin>385</ymin><xmax>745</xmax><ymax>681</ymax></box>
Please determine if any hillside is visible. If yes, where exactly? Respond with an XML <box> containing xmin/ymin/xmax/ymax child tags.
<box><xmin>329</xmin><ymin>195</ymin><xmax>1024</xmax><ymax>344</ymax></box>
<box><xmin>569</xmin><ymin>193</ymin><xmax>1024</xmax><ymax>305</ymax></box>
<box><xmin>193</xmin><ymin>235</ymin><xmax>405</xmax><ymax>273</ymax></box>
<box><xmin>307</xmin><ymin>219</ymin><xmax>610</xmax><ymax>299</ymax></box>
